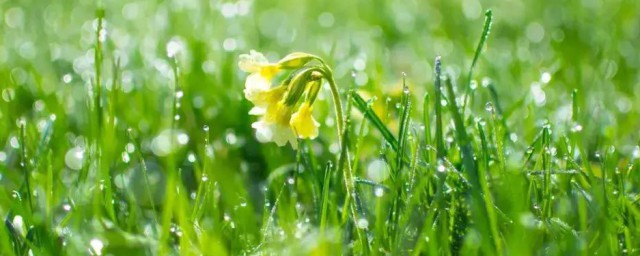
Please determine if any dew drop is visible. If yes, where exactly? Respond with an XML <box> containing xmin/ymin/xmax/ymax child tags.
<box><xmin>571</xmin><ymin>123</ymin><xmax>583</xmax><ymax>133</ymax></box>
<box><xmin>63</xmin><ymin>74</ymin><xmax>73</xmax><ymax>84</ymax></box>
<box><xmin>374</xmin><ymin>187</ymin><xmax>384</xmax><ymax>197</ymax></box>
<box><xmin>485</xmin><ymin>102</ymin><xmax>494</xmax><ymax>113</ymax></box>
<box><xmin>356</xmin><ymin>218</ymin><xmax>369</xmax><ymax>229</ymax></box>
<box><xmin>177</xmin><ymin>133</ymin><xmax>189</xmax><ymax>145</ymax></box>
<box><xmin>632</xmin><ymin>146</ymin><xmax>640</xmax><ymax>159</ymax></box>
<box><xmin>121</xmin><ymin>152</ymin><xmax>130</xmax><ymax>163</ymax></box>
<box><xmin>470</xmin><ymin>80</ymin><xmax>478</xmax><ymax>90</ymax></box>
<box><xmin>89</xmin><ymin>239</ymin><xmax>104</xmax><ymax>255</ymax></box>
<box><xmin>540</xmin><ymin>72</ymin><xmax>552</xmax><ymax>84</ymax></box>
<box><xmin>509</xmin><ymin>133</ymin><xmax>518</xmax><ymax>142</ymax></box>
<box><xmin>187</xmin><ymin>153</ymin><xmax>196</xmax><ymax>163</ymax></box>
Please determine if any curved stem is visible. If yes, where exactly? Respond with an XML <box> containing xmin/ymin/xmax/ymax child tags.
<box><xmin>320</xmin><ymin>66</ymin><xmax>368</xmax><ymax>252</ymax></box>
<box><xmin>324</xmin><ymin>74</ymin><xmax>344</xmax><ymax>146</ymax></box>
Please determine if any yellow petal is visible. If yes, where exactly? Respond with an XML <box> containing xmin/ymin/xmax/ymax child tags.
<box><xmin>244</xmin><ymin>73</ymin><xmax>271</xmax><ymax>101</ymax></box>
<box><xmin>252</xmin><ymin>120</ymin><xmax>298</xmax><ymax>149</ymax></box>
<box><xmin>290</xmin><ymin>102</ymin><xmax>319</xmax><ymax>139</ymax></box>
<box><xmin>265</xmin><ymin>101</ymin><xmax>293</xmax><ymax>126</ymax></box>
<box><xmin>238</xmin><ymin>50</ymin><xmax>269</xmax><ymax>73</ymax></box>
<box><xmin>249</xmin><ymin>86</ymin><xmax>287</xmax><ymax>108</ymax></box>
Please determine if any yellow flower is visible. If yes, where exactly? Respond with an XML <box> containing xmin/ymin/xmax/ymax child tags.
<box><xmin>247</xmin><ymin>86</ymin><xmax>288</xmax><ymax>114</ymax></box>
<box><xmin>252</xmin><ymin>99</ymin><xmax>299</xmax><ymax>149</ymax></box>
<box><xmin>238</xmin><ymin>50</ymin><xmax>280</xmax><ymax>76</ymax></box>
<box><xmin>239</xmin><ymin>50</ymin><xmax>328</xmax><ymax>149</ymax></box>
<box><xmin>290</xmin><ymin>102</ymin><xmax>320</xmax><ymax>139</ymax></box>
<box><xmin>239</xmin><ymin>50</ymin><xmax>280</xmax><ymax>102</ymax></box>
<box><xmin>251</xmin><ymin>120</ymin><xmax>298</xmax><ymax>149</ymax></box>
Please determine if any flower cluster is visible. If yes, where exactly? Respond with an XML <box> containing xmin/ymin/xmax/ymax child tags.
<box><xmin>239</xmin><ymin>50</ymin><xmax>329</xmax><ymax>149</ymax></box>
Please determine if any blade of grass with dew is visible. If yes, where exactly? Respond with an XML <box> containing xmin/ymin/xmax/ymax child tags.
<box><xmin>461</xmin><ymin>10</ymin><xmax>493</xmax><ymax>117</ymax></box>
<box><xmin>319</xmin><ymin>161</ymin><xmax>333</xmax><ymax>233</ymax></box>
<box><xmin>422</xmin><ymin>93</ymin><xmax>433</xmax><ymax>166</ymax></box>
<box><xmin>351</xmin><ymin>91</ymin><xmax>398</xmax><ymax>151</ymax></box>
<box><xmin>477</xmin><ymin>120</ymin><xmax>503</xmax><ymax>255</ymax></box>
<box><xmin>443</xmin><ymin>74</ymin><xmax>494</xmax><ymax>254</ymax></box>
<box><xmin>433</xmin><ymin>57</ymin><xmax>446</xmax><ymax>159</ymax></box>
<box><xmin>396</xmin><ymin>73</ymin><xmax>412</xmax><ymax>172</ymax></box>
<box><xmin>414</xmin><ymin>56</ymin><xmax>448</xmax><ymax>255</ymax></box>
<box><xmin>352</xmin><ymin>96</ymin><xmax>375</xmax><ymax>181</ymax></box>
<box><xmin>541</xmin><ymin>124</ymin><xmax>552</xmax><ymax>220</ymax></box>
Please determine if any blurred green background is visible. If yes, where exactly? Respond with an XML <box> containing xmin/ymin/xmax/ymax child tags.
<box><xmin>0</xmin><ymin>0</ymin><xmax>639</xmax><ymax>254</ymax></box>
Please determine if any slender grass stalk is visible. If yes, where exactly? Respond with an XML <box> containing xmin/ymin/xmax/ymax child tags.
<box><xmin>159</xmin><ymin>56</ymin><xmax>181</xmax><ymax>255</ymax></box>
<box><xmin>19</xmin><ymin>122</ymin><xmax>33</xmax><ymax>214</ymax></box>
<box><xmin>443</xmin><ymin>75</ymin><xmax>494</xmax><ymax>254</ymax></box>
<box><xmin>351</xmin><ymin>92</ymin><xmax>399</xmax><ymax>151</ymax></box>
<box><xmin>396</xmin><ymin>73</ymin><xmax>411</xmax><ymax>172</ymax></box>
<box><xmin>477</xmin><ymin>121</ymin><xmax>503</xmax><ymax>255</ymax></box>
<box><xmin>127</xmin><ymin>129</ymin><xmax>158</xmax><ymax>227</ymax></box>
<box><xmin>541</xmin><ymin>124</ymin><xmax>552</xmax><ymax>220</ymax></box>
<box><xmin>433</xmin><ymin>57</ymin><xmax>446</xmax><ymax>159</ymax></box>
<box><xmin>319</xmin><ymin>161</ymin><xmax>333</xmax><ymax>233</ymax></box>
<box><xmin>422</xmin><ymin>93</ymin><xmax>432</xmax><ymax>164</ymax></box>
<box><xmin>461</xmin><ymin>10</ymin><xmax>493</xmax><ymax>117</ymax></box>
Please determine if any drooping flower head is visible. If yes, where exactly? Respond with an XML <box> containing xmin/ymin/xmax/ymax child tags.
<box><xmin>238</xmin><ymin>50</ymin><xmax>326</xmax><ymax>149</ymax></box>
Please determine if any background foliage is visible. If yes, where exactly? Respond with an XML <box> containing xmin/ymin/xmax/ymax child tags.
<box><xmin>0</xmin><ymin>0</ymin><xmax>639</xmax><ymax>255</ymax></box>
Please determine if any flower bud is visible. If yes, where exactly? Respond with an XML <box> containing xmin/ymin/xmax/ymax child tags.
<box><xmin>283</xmin><ymin>68</ymin><xmax>315</xmax><ymax>106</ymax></box>
<box><xmin>277</xmin><ymin>52</ymin><xmax>318</xmax><ymax>69</ymax></box>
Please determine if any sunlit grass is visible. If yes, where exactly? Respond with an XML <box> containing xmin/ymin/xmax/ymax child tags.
<box><xmin>0</xmin><ymin>0</ymin><xmax>639</xmax><ymax>255</ymax></box>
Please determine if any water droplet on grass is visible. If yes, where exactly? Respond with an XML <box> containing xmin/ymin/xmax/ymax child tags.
<box><xmin>374</xmin><ymin>187</ymin><xmax>384</xmax><ymax>197</ymax></box>
<box><xmin>65</xmin><ymin>147</ymin><xmax>84</xmax><ymax>170</ymax></box>
<box><xmin>632</xmin><ymin>146</ymin><xmax>640</xmax><ymax>159</ymax></box>
<box><xmin>540</xmin><ymin>72</ymin><xmax>552</xmax><ymax>84</ymax></box>
<box><xmin>367</xmin><ymin>159</ymin><xmax>389</xmax><ymax>182</ymax></box>
<box><xmin>485</xmin><ymin>102</ymin><xmax>494</xmax><ymax>113</ymax></box>
<box><xmin>225</xmin><ymin>131</ymin><xmax>237</xmax><ymax>145</ymax></box>
<box><xmin>121</xmin><ymin>152</ymin><xmax>130</xmax><ymax>163</ymax></box>
<box><xmin>470</xmin><ymin>80</ymin><xmax>478</xmax><ymax>90</ymax></box>
<box><xmin>9</xmin><ymin>136</ymin><xmax>19</xmax><ymax>149</ymax></box>
<box><xmin>356</xmin><ymin>218</ymin><xmax>369</xmax><ymax>229</ymax></box>
<box><xmin>89</xmin><ymin>238</ymin><xmax>104</xmax><ymax>255</ymax></box>
<box><xmin>509</xmin><ymin>133</ymin><xmax>518</xmax><ymax>142</ymax></box>
<box><xmin>571</xmin><ymin>123</ymin><xmax>583</xmax><ymax>133</ymax></box>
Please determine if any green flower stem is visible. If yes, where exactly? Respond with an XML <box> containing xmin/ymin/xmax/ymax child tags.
<box><xmin>323</xmin><ymin>73</ymin><xmax>344</xmax><ymax>147</ymax></box>
<box><xmin>319</xmin><ymin>66</ymin><xmax>366</xmax><ymax>251</ymax></box>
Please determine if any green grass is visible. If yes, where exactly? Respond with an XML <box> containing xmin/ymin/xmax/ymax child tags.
<box><xmin>1</xmin><ymin>0</ymin><xmax>640</xmax><ymax>255</ymax></box>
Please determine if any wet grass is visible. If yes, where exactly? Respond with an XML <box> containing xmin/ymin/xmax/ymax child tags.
<box><xmin>1</xmin><ymin>0</ymin><xmax>640</xmax><ymax>255</ymax></box>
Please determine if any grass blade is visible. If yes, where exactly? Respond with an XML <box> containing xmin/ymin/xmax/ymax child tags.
<box><xmin>351</xmin><ymin>91</ymin><xmax>399</xmax><ymax>151</ymax></box>
<box><xmin>461</xmin><ymin>10</ymin><xmax>493</xmax><ymax>116</ymax></box>
<box><xmin>433</xmin><ymin>57</ymin><xmax>446</xmax><ymax>159</ymax></box>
